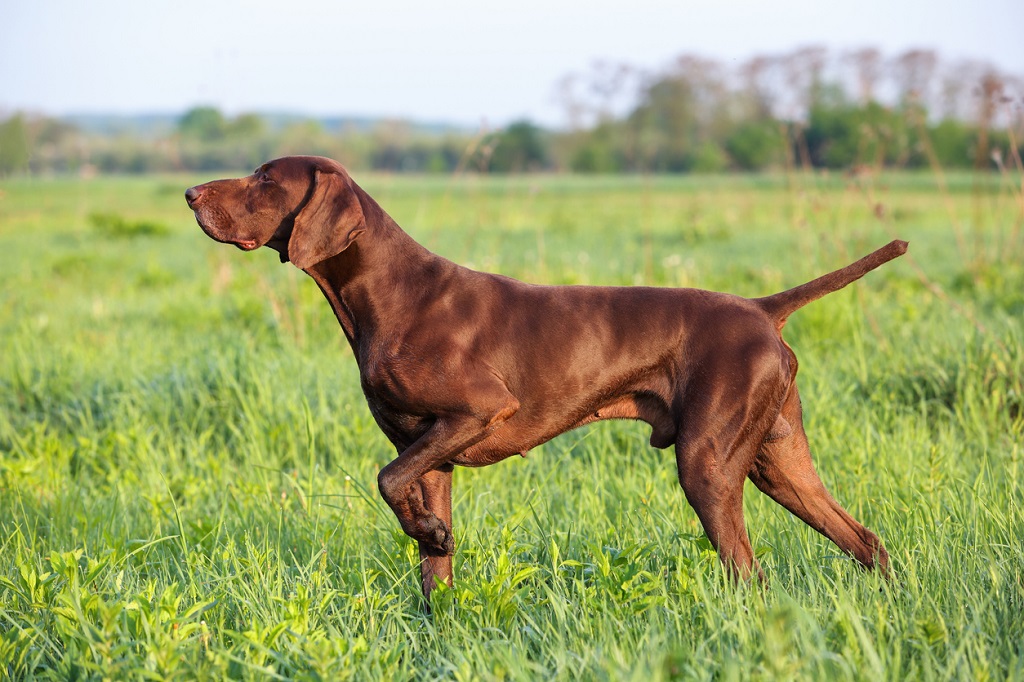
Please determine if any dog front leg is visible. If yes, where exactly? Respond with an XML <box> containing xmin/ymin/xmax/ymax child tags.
<box><xmin>412</xmin><ymin>466</ymin><xmax>454</xmax><ymax>599</ymax></box>
<box><xmin>377</xmin><ymin>393</ymin><xmax>518</xmax><ymax>602</ymax></box>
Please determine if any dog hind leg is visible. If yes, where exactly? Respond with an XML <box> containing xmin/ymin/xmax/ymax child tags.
<box><xmin>749</xmin><ymin>384</ymin><xmax>889</xmax><ymax>574</ymax></box>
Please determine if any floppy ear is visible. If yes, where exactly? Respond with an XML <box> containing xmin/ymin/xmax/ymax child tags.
<box><xmin>288</xmin><ymin>169</ymin><xmax>366</xmax><ymax>269</ymax></box>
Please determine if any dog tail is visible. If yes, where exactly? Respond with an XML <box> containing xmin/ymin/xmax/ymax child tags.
<box><xmin>754</xmin><ymin>240</ymin><xmax>908</xmax><ymax>326</ymax></box>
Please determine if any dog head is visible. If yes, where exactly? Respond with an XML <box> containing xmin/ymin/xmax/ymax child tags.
<box><xmin>185</xmin><ymin>155</ymin><xmax>366</xmax><ymax>269</ymax></box>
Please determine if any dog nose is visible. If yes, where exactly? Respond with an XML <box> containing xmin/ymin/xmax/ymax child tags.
<box><xmin>185</xmin><ymin>186</ymin><xmax>202</xmax><ymax>207</ymax></box>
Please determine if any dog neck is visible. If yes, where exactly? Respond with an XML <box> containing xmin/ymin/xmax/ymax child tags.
<box><xmin>301</xmin><ymin>184</ymin><xmax>449</xmax><ymax>356</ymax></box>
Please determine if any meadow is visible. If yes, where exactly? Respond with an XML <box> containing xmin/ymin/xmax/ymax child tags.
<box><xmin>0</xmin><ymin>168</ymin><xmax>1022</xmax><ymax>680</ymax></box>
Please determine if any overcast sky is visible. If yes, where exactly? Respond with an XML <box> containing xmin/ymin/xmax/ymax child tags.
<box><xmin>2</xmin><ymin>0</ymin><xmax>1022</xmax><ymax>127</ymax></box>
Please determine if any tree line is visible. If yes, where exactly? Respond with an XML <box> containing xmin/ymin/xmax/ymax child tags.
<box><xmin>1</xmin><ymin>46</ymin><xmax>1021</xmax><ymax>176</ymax></box>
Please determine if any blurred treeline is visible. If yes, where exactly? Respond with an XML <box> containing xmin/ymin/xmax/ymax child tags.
<box><xmin>1</xmin><ymin>46</ymin><xmax>1021</xmax><ymax>176</ymax></box>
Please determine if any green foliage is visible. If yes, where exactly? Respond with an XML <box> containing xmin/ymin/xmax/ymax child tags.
<box><xmin>178</xmin><ymin>106</ymin><xmax>228</xmax><ymax>141</ymax></box>
<box><xmin>569</xmin><ymin>123</ymin><xmax>623</xmax><ymax>173</ymax></box>
<box><xmin>929</xmin><ymin>119</ymin><xmax>975</xmax><ymax>168</ymax></box>
<box><xmin>0</xmin><ymin>113</ymin><xmax>31</xmax><ymax>175</ymax></box>
<box><xmin>370</xmin><ymin>135</ymin><xmax>464</xmax><ymax>173</ymax></box>
<box><xmin>690</xmin><ymin>140</ymin><xmax>728</xmax><ymax>173</ymax></box>
<box><xmin>629</xmin><ymin>76</ymin><xmax>701</xmax><ymax>172</ymax></box>
<box><xmin>803</xmin><ymin>92</ymin><xmax>918</xmax><ymax>169</ymax></box>
<box><xmin>0</xmin><ymin>171</ymin><xmax>1022</xmax><ymax>679</ymax></box>
<box><xmin>88</xmin><ymin>211</ymin><xmax>171</xmax><ymax>238</ymax></box>
<box><xmin>231</xmin><ymin>113</ymin><xmax>267</xmax><ymax>139</ymax></box>
<box><xmin>4</xmin><ymin>53</ymin><xmax>1021</xmax><ymax>177</ymax></box>
<box><xmin>5</xmin><ymin>43</ymin><xmax>1024</xmax><ymax>177</ymax></box>
<box><xmin>725</xmin><ymin>121</ymin><xmax>786</xmax><ymax>171</ymax></box>
<box><xmin>488</xmin><ymin>120</ymin><xmax>549</xmax><ymax>172</ymax></box>
<box><xmin>176</xmin><ymin>107</ymin><xmax>277</xmax><ymax>172</ymax></box>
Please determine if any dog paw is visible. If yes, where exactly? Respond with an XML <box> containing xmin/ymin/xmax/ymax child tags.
<box><xmin>419</xmin><ymin>516</ymin><xmax>454</xmax><ymax>555</ymax></box>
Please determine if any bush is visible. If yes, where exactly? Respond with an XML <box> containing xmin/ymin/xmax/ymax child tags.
<box><xmin>89</xmin><ymin>212</ymin><xmax>170</xmax><ymax>238</ymax></box>
<box><xmin>725</xmin><ymin>121</ymin><xmax>785</xmax><ymax>171</ymax></box>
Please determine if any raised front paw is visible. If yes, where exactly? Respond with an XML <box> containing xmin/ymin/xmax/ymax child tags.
<box><xmin>419</xmin><ymin>515</ymin><xmax>455</xmax><ymax>556</ymax></box>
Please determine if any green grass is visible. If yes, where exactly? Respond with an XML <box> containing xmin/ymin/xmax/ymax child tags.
<box><xmin>1</xmin><ymin>169</ymin><xmax>1022</xmax><ymax>680</ymax></box>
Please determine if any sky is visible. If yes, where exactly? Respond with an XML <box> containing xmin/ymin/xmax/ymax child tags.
<box><xmin>2</xmin><ymin>0</ymin><xmax>1022</xmax><ymax>127</ymax></box>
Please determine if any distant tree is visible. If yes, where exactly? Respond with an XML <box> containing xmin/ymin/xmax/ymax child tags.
<box><xmin>929</xmin><ymin>118</ymin><xmax>974</xmax><ymax>168</ymax></box>
<box><xmin>781</xmin><ymin>45</ymin><xmax>828</xmax><ymax>121</ymax></box>
<box><xmin>725</xmin><ymin>121</ymin><xmax>785</xmax><ymax>170</ymax></box>
<box><xmin>891</xmin><ymin>49</ymin><xmax>938</xmax><ymax>106</ymax></box>
<box><xmin>176</xmin><ymin>107</ymin><xmax>276</xmax><ymax>171</ymax></box>
<box><xmin>275</xmin><ymin>119</ymin><xmax>331</xmax><ymax>157</ymax></box>
<box><xmin>938</xmin><ymin>61</ymin><xmax>977</xmax><ymax>121</ymax></box>
<box><xmin>3</xmin><ymin>45</ymin><xmax>1021</xmax><ymax>176</ymax></box>
<box><xmin>586</xmin><ymin>60</ymin><xmax>637</xmax><ymax>123</ymax></box>
<box><xmin>737</xmin><ymin>55</ymin><xmax>778</xmax><ymax>120</ymax></box>
<box><xmin>626</xmin><ymin>55</ymin><xmax>728</xmax><ymax>172</ymax></box>
<box><xmin>690</xmin><ymin>140</ymin><xmax>728</xmax><ymax>172</ymax></box>
<box><xmin>489</xmin><ymin>120</ymin><xmax>548</xmax><ymax>172</ymax></box>
<box><xmin>804</xmin><ymin>86</ymin><xmax>910</xmax><ymax>168</ymax></box>
<box><xmin>178</xmin><ymin>106</ymin><xmax>227</xmax><ymax>141</ymax></box>
<box><xmin>973</xmin><ymin>70</ymin><xmax>1004</xmax><ymax>170</ymax></box>
<box><xmin>569</xmin><ymin>121</ymin><xmax>622</xmax><ymax>172</ymax></box>
<box><xmin>0</xmin><ymin>114</ymin><xmax>31</xmax><ymax>175</ymax></box>
<box><xmin>845</xmin><ymin>48</ymin><xmax>883</xmax><ymax>105</ymax></box>
<box><xmin>228</xmin><ymin>113</ymin><xmax>266</xmax><ymax>139</ymax></box>
<box><xmin>628</xmin><ymin>73</ymin><xmax>698</xmax><ymax>171</ymax></box>
<box><xmin>808</xmin><ymin>109</ymin><xmax>855</xmax><ymax>168</ymax></box>
<box><xmin>27</xmin><ymin>117</ymin><xmax>82</xmax><ymax>173</ymax></box>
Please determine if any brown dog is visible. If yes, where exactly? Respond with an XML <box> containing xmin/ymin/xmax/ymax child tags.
<box><xmin>186</xmin><ymin>155</ymin><xmax>903</xmax><ymax>600</ymax></box>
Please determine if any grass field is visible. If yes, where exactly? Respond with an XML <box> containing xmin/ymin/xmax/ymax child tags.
<box><xmin>1</xmin><ymin>169</ymin><xmax>1022</xmax><ymax>680</ymax></box>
